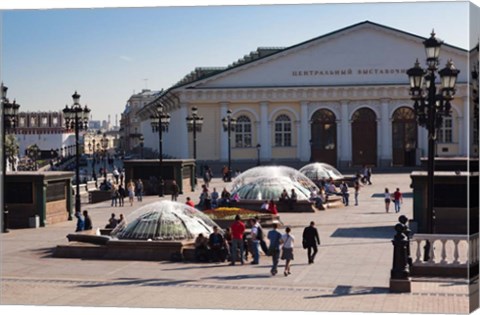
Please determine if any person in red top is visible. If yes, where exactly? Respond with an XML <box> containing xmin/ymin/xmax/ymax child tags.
<box><xmin>186</xmin><ymin>197</ymin><xmax>196</xmax><ymax>208</ymax></box>
<box><xmin>393</xmin><ymin>188</ymin><xmax>403</xmax><ymax>213</ymax></box>
<box><xmin>268</xmin><ymin>199</ymin><xmax>278</xmax><ymax>215</ymax></box>
<box><xmin>229</xmin><ymin>214</ymin><xmax>246</xmax><ymax>265</ymax></box>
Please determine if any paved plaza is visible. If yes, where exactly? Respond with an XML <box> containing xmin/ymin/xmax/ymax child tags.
<box><xmin>0</xmin><ymin>172</ymin><xmax>476</xmax><ymax>314</ymax></box>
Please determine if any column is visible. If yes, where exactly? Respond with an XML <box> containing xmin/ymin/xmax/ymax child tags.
<box><xmin>259</xmin><ymin>102</ymin><xmax>271</xmax><ymax>161</ymax></box>
<box><xmin>462</xmin><ymin>97</ymin><xmax>469</xmax><ymax>156</ymax></box>
<box><xmin>177</xmin><ymin>104</ymin><xmax>190</xmax><ymax>159</ymax></box>
<box><xmin>340</xmin><ymin>100</ymin><xmax>350</xmax><ymax>167</ymax></box>
<box><xmin>380</xmin><ymin>99</ymin><xmax>391</xmax><ymax>167</ymax></box>
<box><xmin>219</xmin><ymin>103</ymin><xmax>229</xmax><ymax>162</ymax></box>
<box><xmin>299</xmin><ymin>101</ymin><xmax>310</xmax><ymax>161</ymax></box>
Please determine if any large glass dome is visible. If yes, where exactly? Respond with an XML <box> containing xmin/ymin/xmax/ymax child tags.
<box><xmin>110</xmin><ymin>200</ymin><xmax>218</xmax><ymax>240</ymax></box>
<box><xmin>299</xmin><ymin>163</ymin><xmax>344</xmax><ymax>181</ymax></box>
<box><xmin>231</xmin><ymin>166</ymin><xmax>317</xmax><ymax>201</ymax></box>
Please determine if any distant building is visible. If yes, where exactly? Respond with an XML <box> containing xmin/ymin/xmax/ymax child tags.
<box><xmin>119</xmin><ymin>89</ymin><xmax>162</xmax><ymax>153</ymax></box>
<box><xmin>14</xmin><ymin>111</ymin><xmax>79</xmax><ymax>157</ymax></box>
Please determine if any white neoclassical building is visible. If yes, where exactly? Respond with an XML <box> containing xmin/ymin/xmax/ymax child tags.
<box><xmin>137</xmin><ymin>21</ymin><xmax>476</xmax><ymax>168</ymax></box>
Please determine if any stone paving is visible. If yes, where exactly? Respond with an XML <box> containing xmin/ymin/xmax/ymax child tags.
<box><xmin>0</xmin><ymin>172</ymin><xmax>477</xmax><ymax>314</ymax></box>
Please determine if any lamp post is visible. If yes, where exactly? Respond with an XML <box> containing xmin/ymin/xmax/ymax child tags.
<box><xmin>407</xmin><ymin>31</ymin><xmax>459</xmax><ymax>259</ymax></box>
<box><xmin>100</xmin><ymin>133</ymin><xmax>109</xmax><ymax>179</ymax></box>
<box><xmin>186</xmin><ymin>106</ymin><xmax>204</xmax><ymax>184</ymax></box>
<box><xmin>63</xmin><ymin>91</ymin><xmax>90</xmax><ymax>220</ymax></box>
<box><xmin>222</xmin><ymin>109</ymin><xmax>237</xmax><ymax>181</ymax></box>
<box><xmin>2</xmin><ymin>83</ymin><xmax>20</xmax><ymax>233</ymax></box>
<box><xmin>139</xmin><ymin>135</ymin><xmax>144</xmax><ymax>159</ymax></box>
<box><xmin>151</xmin><ymin>103</ymin><xmax>170</xmax><ymax>197</ymax></box>
<box><xmin>256</xmin><ymin>143</ymin><xmax>261</xmax><ymax>166</ymax></box>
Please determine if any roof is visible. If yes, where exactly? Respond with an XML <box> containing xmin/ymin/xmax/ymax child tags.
<box><xmin>169</xmin><ymin>20</ymin><xmax>467</xmax><ymax>90</ymax></box>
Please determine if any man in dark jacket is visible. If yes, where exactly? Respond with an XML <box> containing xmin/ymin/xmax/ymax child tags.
<box><xmin>208</xmin><ymin>226</ymin><xmax>226</xmax><ymax>262</ymax></box>
<box><xmin>302</xmin><ymin>221</ymin><xmax>320</xmax><ymax>264</ymax></box>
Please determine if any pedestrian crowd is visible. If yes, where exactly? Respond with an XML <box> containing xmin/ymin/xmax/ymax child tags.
<box><xmin>192</xmin><ymin>214</ymin><xmax>323</xmax><ymax>278</ymax></box>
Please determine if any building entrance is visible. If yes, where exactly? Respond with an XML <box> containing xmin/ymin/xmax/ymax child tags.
<box><xmin>351</xmin><ymin>108</ymin><xmax>377</xmax><ymax>166</ymax></box>
<box><xmin>310</xmin><ymin>109</ymin><xmax>337</xmax><ymax>166</ymax></box>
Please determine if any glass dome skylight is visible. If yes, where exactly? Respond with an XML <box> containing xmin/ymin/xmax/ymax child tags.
<box><xmin>299</xmin><ymin>163</ymin><xmax>344</xmax><ymax>181</ymax></box>
<box><xmin>230</xmin><ymin>166</ymin><xmax>317</xmax><ymax>200</ymax></box>
<box><xmin>110</xmin><ymin>200</ymin><xmax>218</xmax><ymax>240</ymax></box>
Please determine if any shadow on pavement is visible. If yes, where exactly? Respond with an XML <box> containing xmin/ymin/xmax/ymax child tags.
<box><xmin>204</xmin><ymin>274</ymin><xmax>272</xmax><ymax>281</ymax></box>
<box><xmin>330</xmin><ymin>226</ymin><xmax>393</xmax><ymax>239</ymax></box>
<box><xmin>29</xmin><ymin>247</ymin><xmax>55</xmax><ymax>258</ymax></box>
<box><xmin>77</xmin><ymin>278</ymin><xmax>194</xmax><ymax>288</ymax></box>
<box><xmin>304</xmin><ymin>285</ymin><xmax>389</xmax><ymax>299</ymax></box>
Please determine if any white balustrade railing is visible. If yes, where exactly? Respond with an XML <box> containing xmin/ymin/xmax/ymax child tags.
<box><xmin>411</xmin><ymin>233</ymin><xmax>479</xmax><ymax>268</ymax></box>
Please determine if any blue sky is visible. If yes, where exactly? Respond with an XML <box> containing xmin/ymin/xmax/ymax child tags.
<box><xmin>0</xmin><ymin>0</ymin><xmax>476</xmax><ymax>122</ymax></box>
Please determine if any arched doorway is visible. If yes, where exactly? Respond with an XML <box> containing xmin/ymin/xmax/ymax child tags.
<box><xmin>392</xmin><ymin>107</ymin><xmax>417</xmax><ymax>166</ymax></box>
<box><xmin>310</xmin><ymin>109</ymin><xmax>337</xmax><ymax>166</ymax></box>
<box><xmin>351</xmin><ymin>108</ymin><xmax>377</xmax><ymax>166</ymax></box>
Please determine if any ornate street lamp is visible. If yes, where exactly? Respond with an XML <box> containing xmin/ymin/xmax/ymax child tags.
<box><xmin>186</xmin><ymin>106</ymin><xmax>204</xmax><ymax>185</ymax></box>
<box><xmin>256</xmin><ymin>143</ymin><xmax>261</xmax><ymax>166</ymax></box>
<box><xmin>2</xmin><ymin>83</ymin><xmax>20</xmax><ymax>233</ymax></box>
<box><xmin>100</xmin><ymin>133</ymin><xmax>109</xmax><ymax>179</ymax></box>
<box><xmin>63</xmin><ymin>91</ymin><xmax>90</xmax><ymax>220</ymax></box>
<box><xmin>222</xmin><ymin>109</ymin><xmax>237</xmax><ymax>182</ymax></box>
<box><xmin>407</xmin><ymin>31</ymin><xmax>460</xmax><ymax>259</ymax></box>
<box><xmin>151</xmin><ymin>103</ymin><xmax>170</xmax><ymax>197</ymax></box>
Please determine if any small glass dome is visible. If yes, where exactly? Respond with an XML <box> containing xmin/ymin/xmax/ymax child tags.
<box><xmin>110</xmin><ymin>200</ymin><xmax>218</xmax><ymax>240</ymax></box>
<box><xmin>299</xmin><ymin>163</ymin><xmax>344</xmax><ymax>182</ymax></box>
<box><xmin>231</xmin><ymin>166</ymin><xmax>317</xmax><ymax>201</ymax></box>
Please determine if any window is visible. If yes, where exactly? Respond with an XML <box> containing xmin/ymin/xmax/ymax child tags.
<box><xmin>235</xmin><ymin>115</ymin><xmax>252</xmax><ymax>147</ymax></box>
<box><xmin>438</xmin><ymin>117</ymin><xmax>453</xmax><ymax>143</ymax></box>
<box><xmin>274</xmin><ymin>114</ymin><xmax>292</xmax><ymax>147</ymax></box>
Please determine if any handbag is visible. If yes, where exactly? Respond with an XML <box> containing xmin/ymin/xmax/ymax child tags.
<box><xmin>302</xmin><ymin>239</ymin><xmax>308</xmax><ymax>249</ymax></box>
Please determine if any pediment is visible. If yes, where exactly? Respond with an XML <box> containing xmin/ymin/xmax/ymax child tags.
<box><xmin>179</xmin><ymin>21</ymin><xmax>468</xmax><ymax>90</ymax></box>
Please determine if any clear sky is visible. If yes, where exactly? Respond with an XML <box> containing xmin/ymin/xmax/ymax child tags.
<box><xmin>0</xmin><ymin>0</ymin><xmax>476</xmax><ymax>123</ymax></box>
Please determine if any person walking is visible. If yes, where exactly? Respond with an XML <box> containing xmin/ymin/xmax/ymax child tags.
<box><xmin>354</xmin><ymin>179</ymin><xmax>360</xmax><ymax>206</ymax></box>
<box><xmin>302</xmin><ymin>221</ymin><xmax>320</xmax><ymax>264</ymax></box>
<box><xmin>267</xmin><ymin>223</ymin><xmax>282</xmax><ymax>276</ymax></box>
<box><xmin>171</xmin><ymin>180</ymin><xmax>179</xmax><ymax>201</ymax></box>
<box><xmin>118</xmin><ymin>184</ymin><xmax>125</xmax><ymax>207</ymax></box>
<box><xmin>127</xmin><ymin>180</ymin><xmax>135</xmax><ymax>206</ymax></box>
<box><xmin>229</xmin><ymin>215</ymin><xmax>246</xmax><ymax>265</ymax></box>
<box><xmin>110</xmin><ymin>184</ymin><xmax>118</xmax><ymax>207</ymax></box>
<box><xmin>384</xmin><ymin>188</ymin><xmax>392</xmax><ymax>213</ymax></box>
<box><xmin>135</xmin><ymin>179</ymin><xmax>144</xmax><ymax>202</ymax></box>
<box><xmin>281</xmin><ymin>226</ymin><xmax>295</xmax><ymax>276</ymax></box>
<box><xmin>340</xmin><ymin>181</ymin><xmax>349</xmax><ymax>206</ymax></box>
<box><xmin>249</xmin><ymin>218</ymin><xmax>261</xmax><ymax>265</ymax></box>
<box><xmin>393</xmin><ymin>188</ymin><xmax>403</xmax><ymax>213</ymax></box>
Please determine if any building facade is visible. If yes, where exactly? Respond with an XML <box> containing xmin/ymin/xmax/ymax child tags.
<box><xmin>14</xmin><ymin>110</ymin><xmax>80</xmax><ymax>158</ymax></box>
<box><xmin>119</xmin><ymin>89</ymin><xmax>162</xmax><ymax>154</ymax></box>
<box><xmin>137</xmin><ymin>21</ymin><xmax>473</xmax><ymax>168</ymax></box>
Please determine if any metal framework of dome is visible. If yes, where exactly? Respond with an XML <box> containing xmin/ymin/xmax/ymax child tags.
<box><xmin>231</xmin><ymin>166</ymin><xmax>317</xmax><ymax>201</ymax></box>
<box><xmin>299</xmin><ymin>163</ymin><xmax>344</xmax><ymax>181</ymax></box>
<box><xmin>110</xmin><ymin>201</ymin><xmax>218</xmax><ymax>240</ymax></box>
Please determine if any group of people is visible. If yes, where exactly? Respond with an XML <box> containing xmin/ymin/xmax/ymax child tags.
<box><xmin>196</xmin><ymin>186</ymin><xmax>240</xmax><ymax>210</ymax></box>
<box><xmin>105</xmin><ymin>213</ymin><xmax>126</xmax><ymax>229</ymax></box>
<box><xmin>194</xmin><ymin>215</ymin><xmax>322</xmax><ymax>277</ymax></box>
<box><xmin>109</xmin><ymin>179</ymin><xmax>144</xmax><ymax>207</ymax></box>
<box><xmin>74</xmin><ymin>210</ymin><xmax>92</xmax><ymax>232</ymax></box>
<box><xmin>384</xmin><ymin>187</ymin><xmax>403</xmax><ymax>213</ymax></box>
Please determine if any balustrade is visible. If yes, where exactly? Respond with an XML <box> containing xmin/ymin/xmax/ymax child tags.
<box><xmin>411</xmin><ymin>233</ymin><xmax>478</xmax><ymax>269</ymax></box>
